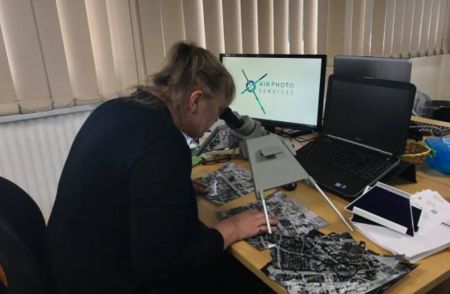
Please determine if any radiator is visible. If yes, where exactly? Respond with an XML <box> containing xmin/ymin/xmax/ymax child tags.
<box><xmin>0</xmin><ymin>105</ymin><xmax>96</xmax><ymax>221</ymax></box>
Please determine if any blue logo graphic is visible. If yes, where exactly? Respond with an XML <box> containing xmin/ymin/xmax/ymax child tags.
<box><xmin>241</xmin><ymin>69</ymin><xmax>267</xmax><ymax>114</ymax></box>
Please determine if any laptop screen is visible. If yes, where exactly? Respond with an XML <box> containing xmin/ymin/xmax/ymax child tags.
<box><xmin>323</xmin><ymin>75</ymin><xmax>416</xmax><ymax>155</ymax></box>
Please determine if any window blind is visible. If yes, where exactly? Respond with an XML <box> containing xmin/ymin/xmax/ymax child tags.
<box><xmin>0</xmin><ymin>0</ymin><xmax>449</xmax><ymax>115</ymax></box>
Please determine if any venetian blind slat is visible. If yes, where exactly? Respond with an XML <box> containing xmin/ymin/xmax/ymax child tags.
<box><xmin>160</xmin><ymin>0</ymin><xmax>186</xmax><ymax>54</ymax></box>
<box><xmin>316</xmin><ymin>0</ymin><xmax>328</xmax><ymax>55</ymax></box>
<box><xmin>0</xmin><ymin>25</ymin><xmax>18</xmax><ymax>115</ymax></box>
<box><xmin>203</xmin><ymin>0</ymin><xmax>225</xmax><ymax>56</ymax></box>
<box><xmin>137</xmin><ymin>0</ymin><xmax>165</xmax><ymax>77</ymax></box>
<box><xmin>274</xmin><ymin>0</ymin><xmax>288</xmax><ymax>54</ymax></box>
<box><xmin>327</xmin><ymin>0</ymin><xmax>346</xmax><ymax>61</ymax></box>
<box><xmin>223</xmin><ymin>0</ymin><xmax>242</xmax><ymax>53</ymax></box>
<box><xmin>434</xmin><ymin>0</ymin><xmax>448</xmax><ymax>55</ymax></box>
<box><xmin>371</xmin><ymin>0</ymin><xmax>387</xmax><ymax>56</ymax></box>
<box><xmin>401</xmin><ymin>0</ymin><xmax>416</xmax><ymax>57</ymax></box>
<box><xmin>106</xmin><ymin>0</ymin><xmax>139</xmax><ymax>91</ymax></box>
<box><xmin>428</xmin><ymin>0</ymin><xmax>440</xmax><ymax>54</ymax></box>
<box><xmin>84</xmin><ymin>0</ymin><xmax>118</xmax><ymax>97</ymax></box>
<box><xmin>362</xmin><ymin>0</ymin><xmax>374</xmax><ymax>56</ymax></box>
<box><xmin>33</xmin><ymin>0</ymin><xmax>73</xmax><ymax>108</ymax></box>
<box><xmin>419</xmin><ymin>0</ymin><xmax>432</xmax><ymax>55</ymax></box>
<box><xmin>289</xmin><ymin>0</ymin><xmax>303</xmax><ymax>54</ymax></box>
<box><xmin>410</xmin><ymin>0</ymin><xmax>424</xmax><ymax>57</ymax></box>
<box><xmin>183</xmin><ymin>0</ymin><xmax>206</xmax><ymax>47</ymax></box>
<box><xmin>56</xmin><ymin>0</ymin><xmax>99</xmax><ymax>103</ymax></box>
<box><xmin>392</xmin><ymin>0</ymin><xmax>406</xmax><ymax>57</ymax></box>
<box><xmin>0</xmin><ymin>0</ymin><xmax>52</xmax><ymax>112</ymax></box>
<box><xmin>303</xmin><ymin>0</ymin><xmax>318</xmax><ymax>54</ymax></box>
<box><xmin>241</xmin><ymin>0</ymin><xmax>258</xmax><ymax>53</ymax></box>
<box><xmin>443</xmin><ymin>0</ymin><xmax>450</xmax><ymax>53</ymax></box>
<box><xmin>257</xmin><ymin>0</ymin><xmax>274</xmax><ymax>54</ymax></box>
<box><xmin>128</xmin><ymin>0</ymin><xmax>147</xmax><ymax>85</ymax></box>
<box><xmin>351</xmin><ymin>0</ymin><xmax>366</xmax><ymax>56</ymax></box>
<box><xmin>384</xmin><ymin>0</ymin><xmax>396</xmax><ymax>56</ymax></box>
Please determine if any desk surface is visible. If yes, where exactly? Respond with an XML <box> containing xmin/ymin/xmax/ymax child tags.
<box><xmin>193</xmin><ymin>119</ymin><xmax>450</xmax><ymax>293</ymax></box>
<box><xmin>411</xmin><ymin>115</ymin><xmax>450</xmax><ymax>128</ymax></box>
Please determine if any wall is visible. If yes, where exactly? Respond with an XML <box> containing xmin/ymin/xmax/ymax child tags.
<box><xmin>411</xmin><ymin>54</ymin><xmax>450</xmax><ymax>101</ymax></box>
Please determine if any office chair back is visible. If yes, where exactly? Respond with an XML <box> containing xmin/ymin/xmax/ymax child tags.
<box><xmin>0</xmin><ymin>265</ymin><xmax>7</xmax><ymax>289</ymax></box>
<box><xmin>0</xmin><ymin>177</ymin><xmax>46</xmax><ymax>294</ymax></box>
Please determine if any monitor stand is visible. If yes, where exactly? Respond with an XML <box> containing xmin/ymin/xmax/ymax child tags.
<box><xmin>281</xmin><ymin>127</ymin><xmax>314</xmax><ymax>137</ymax></box>
<box><xmin>263</xmin><ymin>125</ymin><xmax>314</xmax><ymax>138</ymax></box>
<box><xmin>283</xmin><ymin>129</ymin><xmax>313</xmax><ymax>138</ymax></box>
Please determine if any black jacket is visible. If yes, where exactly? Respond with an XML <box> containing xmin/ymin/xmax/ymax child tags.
<box><xmin>45</xmin><ymin>94</ymin><xmax>224</xmax><ymax>293</ymax></box>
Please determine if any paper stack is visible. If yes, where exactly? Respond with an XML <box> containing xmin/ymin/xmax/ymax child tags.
<box><xmin>352</xmin><ymin>190</ymin><xmax>450</xmax><ymax>263</ymax></box>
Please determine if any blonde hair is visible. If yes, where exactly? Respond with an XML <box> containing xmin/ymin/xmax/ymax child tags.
<box><xmin>138</xmin><ymin>42</ymin><xmax>235</xmax><ymax>108</ymax></box>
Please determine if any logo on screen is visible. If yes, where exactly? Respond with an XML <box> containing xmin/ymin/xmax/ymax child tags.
<box><xmin>240</xmin><ymin>69</ymin><xmax>296</xmax><ymax>115</ymax></box>
<box><xmin>240</xmin><ymin>69</ymin><xmax>267</xmax><ymax>114</ymax></box>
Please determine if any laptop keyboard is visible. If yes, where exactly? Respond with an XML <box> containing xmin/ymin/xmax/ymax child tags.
<box><xmin>296</xmin><ymin>138</ymin><xmax>394</xmax><ymax>180</ymax></box>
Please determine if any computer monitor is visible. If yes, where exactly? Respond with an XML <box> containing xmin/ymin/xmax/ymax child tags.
<box><xmin>334</xmin><ymin>55</ymin><xmax>412</xmax><ymax>82</ymax></box>
<box><xmin>220</xmin><ymin>54</ymin><xmax>326</xmax><ymax>134</ymax></box>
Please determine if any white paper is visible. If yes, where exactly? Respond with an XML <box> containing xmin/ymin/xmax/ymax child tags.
<box><xmin>353</xmin><ymin>190</ymin><xmax>450</xmax><ymax>262</ymax></box>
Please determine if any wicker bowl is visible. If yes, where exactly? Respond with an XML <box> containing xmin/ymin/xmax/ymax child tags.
<box><xmin>401</xmin><ymin>140</ymin><xmax>431</xmax><ymax>166</ymax></box>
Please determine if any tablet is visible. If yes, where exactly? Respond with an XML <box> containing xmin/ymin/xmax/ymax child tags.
<box><xmin>346</xmin><ymin>182</ymin><xmax>416</xmax><ymax>236</ymax></box>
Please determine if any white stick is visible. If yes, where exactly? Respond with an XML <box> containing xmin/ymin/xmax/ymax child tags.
<box><xmin>258</xmin><ymin>190</ymin><xmax>272</xmax><ymax>234</ymax></box>
<box><xmin>309</xmin><ymin>177</ymin><xmax>354</xmax><ymax>232</ymax></box>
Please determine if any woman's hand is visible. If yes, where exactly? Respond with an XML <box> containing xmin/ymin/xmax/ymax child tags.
<box><xmin>214</xmin><ymin>210</ymin><xmax>278</xmax><ymax>249</ymax></box>
<box><xmin>192</xmin><ymin>179</ymin><xmax>209</xmax><ymax>194</ymax></box>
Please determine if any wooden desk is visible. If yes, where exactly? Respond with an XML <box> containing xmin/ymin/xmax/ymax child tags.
<box><xmin>193</xmin><ymin>159</ymin><xmax>450</xmax><ymax>293</ymax></box>
<box><xmin>411</xmin><ymin>115</ymin><xmax>450</xmax><ymax>128</ymax></box>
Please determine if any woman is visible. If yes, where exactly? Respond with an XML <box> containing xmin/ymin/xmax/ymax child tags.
<box><xmin>45</xmin><ymin>42</ymin><xmax>277</xmax><ymax>293</ymax></box>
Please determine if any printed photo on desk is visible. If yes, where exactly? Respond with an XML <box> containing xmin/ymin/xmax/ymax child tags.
<box><xmin>197</xmin><ymin>162</ymin><xmax>254</xmax><ymax>205</ymax></box>
<box><xmin>217</xmin><ymin>191</ymin><xmax>328</xmax><ymax>249</ymax></box>
<box><xmin>194</xmin><ymin>125</ymin><xmax>239</xmax><ymax>155</ymax></box>
<box><xmin>264</xmin><ymin>231</ymin><xmax>416</xmax><ymax>294</ymax></box>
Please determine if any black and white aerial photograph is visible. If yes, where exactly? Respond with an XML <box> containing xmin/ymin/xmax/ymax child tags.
<box><xmin>217</xmin><ymin>191</ymin><xmax>329</xmax><ymax>249</ymax></box>
<box><xmin>265</xmin><ymin>231</ymin><xmax>415</xmax><ymax>294</ymax></box>
<box><xmin>198</xmin><ymin>162</ymin><xmax>254</xmax><ymax>205</ymax></box>
<box><xmin>199</xmin><ymin>125</ymin><xmax>239</xmax><ymax>154</ymax></box>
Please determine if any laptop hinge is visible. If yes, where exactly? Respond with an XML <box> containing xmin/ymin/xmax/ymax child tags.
<box><xmin>326</xmin><ymin>134</ymin><xmax>394</xmax><ymax>156</ymax></box>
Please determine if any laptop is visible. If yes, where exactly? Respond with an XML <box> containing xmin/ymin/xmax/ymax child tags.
<box><xmin>296</xmin><ymin>75</ymin><xmax>416</xmax><ymax>199</ymax></box>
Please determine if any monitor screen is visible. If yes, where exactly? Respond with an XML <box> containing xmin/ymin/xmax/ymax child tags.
<box><xmin>220</xmin><ymin>54</ymin><xmax>326</xmax><ymax>132</ymax></box>
<box><xmin>334</xmin><ymin>55</ymin><xmax>411</xmax><ymax>82</ymax></box>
